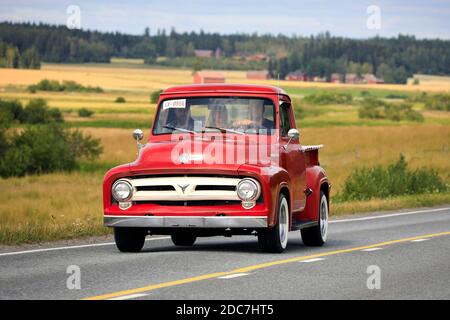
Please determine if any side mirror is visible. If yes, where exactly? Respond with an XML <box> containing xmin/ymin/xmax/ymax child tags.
<box><xmin>132</xmin><ymin>129</ymin><xmax>144</xmax><ymax>152</ymax></box>
<box><xmin>287</xmin><ymin>128</ymin><xmax>300</xmax><ymax>140</ymax></box>
<box><xmin>283</xmin><ymin>128</ymin><xmax>300</xmax><ymax>150</ymax></box>
<box><xmin>133</xmin><ymin>129</ymin><xmax>144</xmax><ymax>141</ymax></box>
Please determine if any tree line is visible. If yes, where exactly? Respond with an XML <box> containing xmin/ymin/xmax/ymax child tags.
<box><xmin>0</xmin><ymin>22</ymin><xmax>449</xmax><ymax>83</ymax></box>
<box><xmin>0</xmin><ymin>41</ymin><xmax>40</xmax><ymax>69</ymax></box>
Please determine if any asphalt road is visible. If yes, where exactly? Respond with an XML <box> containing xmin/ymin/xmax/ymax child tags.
<box><xmin>1</xmin><ymin>206</ymin><xmax>449</xmax><ymax>300</ymax></box>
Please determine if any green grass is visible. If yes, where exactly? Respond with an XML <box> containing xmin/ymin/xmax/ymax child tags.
<box><xmin>332</xmin><ymin>192</ymin><xmax>450</xmax><ymax>216</ymax></box>
<box><xmin>284</xmin><ymin>86</ymin><xmax>416</xmax><ymax>99</ymax></box>
<box><xmin>65</xmin><ymin>120</ymin><xmax>152</xmax><ymax>129</ymax></box>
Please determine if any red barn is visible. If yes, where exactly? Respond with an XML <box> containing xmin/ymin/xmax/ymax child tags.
<box><xmin>246</xmin><ymin>70</ymin><xmax>270</xmax><ymax>80</ymax></box>
<box><xmin>193</xmin><ymin>71</ymin><xmax>225</xmax><ymax>84</ymax></box>
<box><xmin>331</xmin><ymin>73</ymin><xmax>343</xmax><ymax>83</ymax></box>
<box><xmin>194</xmin><ymin>50</ymin><xmax>213</xmax><ymax>58</ymax></box>
<box><xmin>285</xmin><ymin>70</ymin><xmax>309</xmax><ymax>81</ymax></box>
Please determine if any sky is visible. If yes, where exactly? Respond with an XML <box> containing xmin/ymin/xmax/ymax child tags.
<box><xmin>0</xmin><ymin>0</ymin><xmax>449</xmax><ymax>39</ymax></box>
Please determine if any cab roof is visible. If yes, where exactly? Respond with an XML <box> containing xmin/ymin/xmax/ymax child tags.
<box><xmin>161</xmin><ymin>84</ymin><xmax>288</xmax><ymax>96</ymax></box>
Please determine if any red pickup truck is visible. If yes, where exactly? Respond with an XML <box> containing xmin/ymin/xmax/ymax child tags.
<box><xmin>103</xmin><ymin>84</ymin><xmax>330</xmax><ymax>253</ymax></box>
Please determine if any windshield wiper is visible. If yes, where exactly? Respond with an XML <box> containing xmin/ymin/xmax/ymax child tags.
<box><xmin>204</xmin><ymin>126</ymin><xmax>245</xmax><ymax>135</ymax></box>
<box><xmin>163</xmin><ymin>125</ymin><xmax>195</xmax><ymax>134</ymax></box>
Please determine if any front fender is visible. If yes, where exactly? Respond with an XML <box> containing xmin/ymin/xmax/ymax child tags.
<box><xmin>103</xmin><ymin>164</ymin><xmax>131</xmax><ymax>211</ymax></box>
<box><xmin>238</xmin><ymin>164</ymin><xmax>291</xmax><ymax>227</ymax></box>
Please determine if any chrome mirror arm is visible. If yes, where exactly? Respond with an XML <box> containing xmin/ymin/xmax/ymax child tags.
<box><xmin>282</xmin><ymin>128</ymin><xmax>300</xmax><ymax>150</ymax></box>
<box><xmin>132</xmin><ymin>129</ymin><xmax>144</xmax><ymax>153</ymax></box>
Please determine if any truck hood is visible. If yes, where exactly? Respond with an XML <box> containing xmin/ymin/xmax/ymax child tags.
<box><xmin>129</xmin><ymin>137</ymin><xmax>278</xmax><ymax>175</ymax></box>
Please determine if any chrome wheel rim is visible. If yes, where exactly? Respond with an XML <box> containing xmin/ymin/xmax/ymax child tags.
<box><xmin>279</xmin><ymin>198</ymin><xmax>289</xmax><ymax>249</ymax></box>
<box><xmin>320</xmin><ymin>195</ymin><xmax>328</xmax><ymax>242</ymax></box>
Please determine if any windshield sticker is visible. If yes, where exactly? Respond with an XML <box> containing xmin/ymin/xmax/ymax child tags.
<box><xmin>163</xmin><ymin>99</ymin><xmax>186</xmax><ymax>110</ymax></box>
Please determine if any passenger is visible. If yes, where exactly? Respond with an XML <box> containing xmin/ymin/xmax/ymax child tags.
<box><xmin>208</xmin><ymin>105</ymin><xmax>228</xmax><ymax>128</ymax></box>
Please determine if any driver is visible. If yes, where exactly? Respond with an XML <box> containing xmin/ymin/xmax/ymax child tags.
<box><xmin>166</xmin><ymin>106</ymin><xmax>195</xmax><ymax>131</ymax></box>
<box><xmin>233</xmin><ymin>99</ymin><xmax>274</xmax><ymax>130</ymax></box>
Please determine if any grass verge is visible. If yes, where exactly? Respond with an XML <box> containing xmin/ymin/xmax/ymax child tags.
<box><xmin>332</xmin><ymin>192</ymin><xmax>450</xmax><ymax>216</ymax></box>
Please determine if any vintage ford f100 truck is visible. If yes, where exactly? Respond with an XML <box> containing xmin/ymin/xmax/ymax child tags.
<box><xmin>103</xmin><ymin>84</ymin><xmax>330</xmax><ymax>253</ymax></box>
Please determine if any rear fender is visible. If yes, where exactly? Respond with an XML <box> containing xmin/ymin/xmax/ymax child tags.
<box><xmin>303</xmin><ymin>165</ymin><xmax>329</xmax><ymax>222</ymax></box>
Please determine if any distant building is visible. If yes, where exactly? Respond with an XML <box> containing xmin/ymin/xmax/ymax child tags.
<box><xmin>246</xmin><ymin>70</ymin><xmax>270</xmax><ymax>80</ymax></box>
<box><xmin>193</xmin><ymin>71</ymin><xmax>225</xmax><ymax>84</ymax></box>
<box><xmin>285</xmin><ymin>70</ymin><xmax>309</xmax><ymax>81</ymax></box>
<box><xmin>363</xmin><ymin>73</ymin><xmax>384</xmax><ymax>84</ymax></box>
<box><xmin>214</xmin><ymin>48</ymin><xmax>222</xmax><ymax>58</ymax></box>
<box><xmin>194</xmin><ymin>48</ymin><xmax>222</xmax><ymax>59</ymax></box>
<box><xmin>313</xmin><ymin>76</ymin><xmax>327</xmax><ymax>82</ymax></box>
<box><xmin>345</xmin><ymin>73</ymin><xmax>362</xmax><ymax>84</ymax></box>
<box><xmin>330</xmin><ymin>73</ymin><xmax>343</xmax><ymax>83</ymax></box>
<box><xmin>194</xmin><ymin>50</ymin><xmax>213</xmax><ymax>58</ymax></box>
<box><xmin>246</xmin><ymin>54</ymin><xmax>268</xmax><ymax>62</ymax></box>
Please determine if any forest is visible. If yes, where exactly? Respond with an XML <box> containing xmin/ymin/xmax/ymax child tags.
<box><xmin>1</xmin><ymin>22</ymin><xmax>450</xmax><ymax>83</ymax></box>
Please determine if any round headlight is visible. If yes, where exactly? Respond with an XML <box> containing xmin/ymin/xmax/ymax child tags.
<box><xmin>112</xmin><ymin>180</ymin><xmax>133</xmax><ymax>202</ymax></box>
<box><xmin>236</xmin><ymin>178</ymin><xmax>261</xmax><ymax>202</ymax></box>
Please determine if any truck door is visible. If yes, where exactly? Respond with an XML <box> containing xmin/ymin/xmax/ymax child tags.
<box><xmin>279</xmin><ymin>102</ymin><xmax>306</xmax><ymax>212</ymax></box>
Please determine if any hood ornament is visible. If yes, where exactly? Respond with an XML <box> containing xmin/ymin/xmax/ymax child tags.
<box><xmin>178</xmin><ymin>184</ymin><xmax>189</xmax><ymax>194</ymax></box>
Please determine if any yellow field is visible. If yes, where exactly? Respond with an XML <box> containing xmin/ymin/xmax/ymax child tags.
<box><xmin>1</xmin><ymin>64</ymin><xmax>449</xmax><ymax>244</ymax></box>
<box><xmin>1</xmin><ymin>64</ymin><xmax>449</xmax><ymax>93</ymax></box>
<box><xmin>110</xmin><ymin>57</ymin><xmax>145</xmax><ymax>65</ymax></box>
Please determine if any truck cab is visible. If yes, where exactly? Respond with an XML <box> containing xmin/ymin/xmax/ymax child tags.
<box><xmin>103</xmin><ymin>84</ymin><xmax>330</xmax><ymax>253</ymax></box>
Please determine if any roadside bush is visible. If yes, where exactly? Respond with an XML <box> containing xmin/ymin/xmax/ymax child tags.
<box><xmin>78</xmin><ymin>108</ymin><xmax>94</xmax><ymax>117</ymax></box>
<box><xmin>385</xmin><ymin>93</ymin><xmax>408</xmax><ymax>99</ymax></box>
<box><xmin>359</xmin><ymin>97</ymin><xmax>423</xmax><ymax>122</ymax></box>
<box><xmin>303</xmin><ymin>92</ymin><xmax>353</xmax><ymax>105</ymax></box>
<box><xmin>424</xmin><ymin>94</ymin><xmax>450</xmax><ymax>111</ymax></box>
<box><xmin>358</xmin><ymin>97</ymin><xmax>385</xmax><ymax>119</ymax></box>
<box><xmin>406</xmin><ymin>92</ymin><xmax>428</xmax><ymax>103</ymax></box>
<box><xmin>360</xmin><ymin>90</ymin><xmax>371</xmax><ymax>97</ymax></box>
<box><xmin>28</xmin><ymin>79</ymin><xmax>103</xmax><ymax>93</ymax></box>
<box><xmin>0</xmin><ymin>109</ymin><xmax>12</xmax><ymax>158</ymax></box>
<box><xmin>19</xmin><ymin>98</ymin><xmax>64</xmax><ymax>124</ymax></box>
<box><xmin>115</xmin><ymin>96</ymin><xmax>126</xmax><ymax>103</ymax></box>
<box><xmin>336</xmin><ymin>154</ymin><xmax>447</xmax><ymax>202</ymax></box>
<box><xmin>65</xmin><ymin>129</ymin><xmax>103</xmax><ymax>160</ymax></box>
<box><xmin>0</xmin><ymin>124</ymin><xmax>102</xmax><ymax>178</ymax></box>
<box><xmin>48</xmin><ymin>107</ymin><xmax>64</xmax><ymax>123</ymax></box>
<box><xmin>385</xmin><ymin>103</ymin><xmax>424</xmax><ymax>122</ymax></box>
<box><xmin>0</xmin><ymin>99</ymin><xmax>23</xmax><ymax>120</ymax></box>
<box><xmin>150</xmin><ymin>89</ymin><xmax>163</xmax><ymax>103</ymax></box>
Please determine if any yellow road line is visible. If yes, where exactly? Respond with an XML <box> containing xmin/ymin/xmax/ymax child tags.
<box><xmin>83</xmin><ymin>231</ymin><xmax>450</xmax><ymax>300</ymax></box>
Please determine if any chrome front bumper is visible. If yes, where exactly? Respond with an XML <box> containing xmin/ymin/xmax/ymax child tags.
<box><xmin>104</xmin><ymin>215</ymin><xmax>268</xmax><ymax>228</ymax></box>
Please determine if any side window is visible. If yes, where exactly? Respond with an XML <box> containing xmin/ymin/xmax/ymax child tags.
<box><xmin>279</xmin><ymin>103</ymin><xmax>292</xmax><ymax>137</ymax></box>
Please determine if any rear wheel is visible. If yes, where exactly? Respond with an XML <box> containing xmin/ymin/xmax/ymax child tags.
<box><xmin>301</xmin><ymin>191</ymin><xmax>328</xmax><ymax>246</ymax></box>
<box><xmin>171</xmin><ymin>232</ymin><xmax>197</xmax><ymax>246</ymax></box>
<box><xmin>114</xmin><ymin>227</ymin><xmax>146</xmax><ymax>252</ymax></box>
<box><xmin>258</xmin><ymin>193</ymin><xmax>289</xmax><ymax>253</ymax></box>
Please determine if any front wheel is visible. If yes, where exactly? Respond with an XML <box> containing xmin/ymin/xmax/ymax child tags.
<box><xmin>258</xmin><ymin>193</ymin><xmax>289</xmax><ymax>253</ymax></box>
<box><xmin>301</xmin><ymin>191</ymin><xmax>328</xmax><ymax>246</ymax></box>
<box><xmin>114</xmin><ymin>227</ymin><xmax>146</xmax><ymax>252</ymax></box>
<box><xmin>171</xmin><ymin>232</ymin><xmax>197</xmax><ymax>246</ymax></box>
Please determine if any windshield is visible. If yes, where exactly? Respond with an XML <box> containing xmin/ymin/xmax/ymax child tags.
<box><xmin>153</xmin><ymin>97</ymin><xmax>276</xmax><ymax>135</ymax></box>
